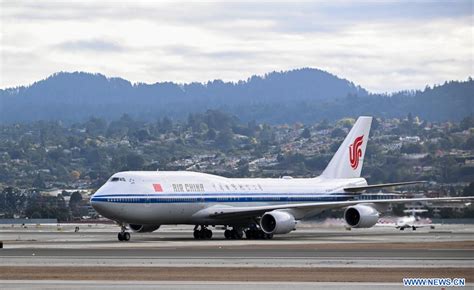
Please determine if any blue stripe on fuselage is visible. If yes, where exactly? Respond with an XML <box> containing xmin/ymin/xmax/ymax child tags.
<box><xmin>90</xmin><ymin>194</ymin><xmax>354</xmax><ymax>204</ymax></box>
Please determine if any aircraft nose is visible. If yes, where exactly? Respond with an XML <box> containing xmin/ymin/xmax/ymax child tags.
<box><xmin>90</xmin><ymin>187</ymin><xmax>106</xmax><ymax>213</ymax></box>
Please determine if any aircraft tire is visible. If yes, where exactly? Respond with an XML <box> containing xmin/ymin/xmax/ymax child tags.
<box><xmin>264</xmin><ymin>233</ymin><xmax>273</xmax><ymax>239</ymax></box>
<box><xmin>123</xmin><ymin>232</ymin><xmax>131</xmax><ymax>241</ymax></box>
<box><xmin>204</xmin><ymin>229</ymin><xmax>212</xmax><ymax>239</ymax></box>
<box><xmin>233</xmin><ymin>230</ymin><xmax>243</xmax><ymax>239</ymax></box>
<box><xmin>245</xmin><ymin>230</ymin><xmax>254</xmax><ymax>239</ymax></box>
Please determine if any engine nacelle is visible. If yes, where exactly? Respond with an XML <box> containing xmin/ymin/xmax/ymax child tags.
<box><xmin>129</xmin><ymin>224</ymin><xmax>160</xmax><ymax>233</ymax></box>
<box><xmin>344</xmin><ymin>204</ymin><xmax>379</xmax><ymax>228</ymax></box>
<box><xmin>260</xmin><ymin>211</ymin><xmax>296</xmax><ymax>234</ymax></box>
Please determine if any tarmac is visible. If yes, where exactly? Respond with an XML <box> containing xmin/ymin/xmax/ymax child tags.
<box><xmin>0</xmin><ymin>281</ymin><xmax>434</xmax><ymax>290</ymax></box>
<box><xmin>0</xmin><ymin>222</ymin><xmax>473</xmax><ymax>288</ymax></box>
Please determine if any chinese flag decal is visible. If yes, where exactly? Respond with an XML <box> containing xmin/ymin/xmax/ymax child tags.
<box><xmin>153</xmin><ymin>184</ymin><xmax>163</xmax><ymax>192</ymax></box>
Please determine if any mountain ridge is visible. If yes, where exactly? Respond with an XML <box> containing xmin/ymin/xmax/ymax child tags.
<box><xmin>0</xmin><ymin>68</ymin><xmax>472</xmax><ymax>123</ymax></box>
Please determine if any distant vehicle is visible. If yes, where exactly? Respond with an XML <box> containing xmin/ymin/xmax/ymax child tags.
<box><xmin>378</xmin><ymin>209</ymin><xmax>435</xmax><ymax>231</ymax></box>
<box><xmin>90</xmin><ymin>116</ymin><xmax>473</xmax><ymax>241</ymax></box>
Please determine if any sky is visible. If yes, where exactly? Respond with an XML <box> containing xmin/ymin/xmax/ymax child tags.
<box><xmin>0</xmin><ymin>0</ymin><xmax>472</xmax><ymax>92</ymax></box>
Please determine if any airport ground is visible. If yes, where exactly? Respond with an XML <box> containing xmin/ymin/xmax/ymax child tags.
<box><xmin>0</xmin><ymin>222</ymin><xmax>473</xmax><ymax>289</ymax></box>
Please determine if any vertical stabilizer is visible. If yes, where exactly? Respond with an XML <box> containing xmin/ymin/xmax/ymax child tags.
<box><xmin>321</xmin><ymin>116</ymin><xmax>372</xmax><ymax>179</ymax></box>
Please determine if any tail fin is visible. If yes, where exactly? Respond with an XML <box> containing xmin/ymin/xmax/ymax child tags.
<box><xmin>321</xmin><ymin>116</ymin><xmax>372</xmax><ymax>179</ymax></box>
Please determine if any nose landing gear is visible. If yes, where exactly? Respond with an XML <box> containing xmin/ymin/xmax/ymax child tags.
<box><xmin>117</xmin><ymin>225</ymin><xmax>130</xmax><ymax>242</ymax></box>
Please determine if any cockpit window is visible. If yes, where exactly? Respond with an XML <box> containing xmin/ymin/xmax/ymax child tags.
<box><xmin>110</xmin><ymin>177</ymin><xmax>126</xmax><ymax>182</ymax></box>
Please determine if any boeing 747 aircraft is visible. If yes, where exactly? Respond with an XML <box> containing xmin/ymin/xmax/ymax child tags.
<box><xmin>90</xmin><ymin>116</ymin><xmax>473</xmax><ymax>241</ymax></box>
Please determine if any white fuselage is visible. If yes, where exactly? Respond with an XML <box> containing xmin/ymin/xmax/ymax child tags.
<box><xmin>396</xmin><ymin>216</ymin><xmax>417</xmax><ymax>228</ymax></box>
<box><xmin>91</xmin><ymin>171</ymin><xmax>367</xmax><ymax>226</ymax></box>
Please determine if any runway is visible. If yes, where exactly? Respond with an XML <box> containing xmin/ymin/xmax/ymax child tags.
<box><xmin>0</xmin><ymin>222</ymin><xmax>473</xmax><ymax>286</ymax></box>
<box><xmin>0</xmin><ymin>281</ymin><xmax>426</xmax><ymax>290</ymax></box>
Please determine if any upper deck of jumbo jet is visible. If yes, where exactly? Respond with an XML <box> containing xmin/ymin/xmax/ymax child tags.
<box><xmin>94</xmin><ymin>170</ymin><xmax>368</xmax><ymax>196</ymax></box>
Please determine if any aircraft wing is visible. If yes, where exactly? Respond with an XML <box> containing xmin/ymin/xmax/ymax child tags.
<box><xmin>206</xmin><ymin>196</ymin><xmax>474</xmax><ymax>220</ymax></box>
<box><xmin>344</xmin><ymin>181</ymin><xmax>426</xmax><ymax>192</ymax></box>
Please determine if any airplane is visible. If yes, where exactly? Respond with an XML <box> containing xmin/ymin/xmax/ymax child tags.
<box><xmin>90</xmin><ymin>116</ymin><xmax>473</xmax><ymax>241</ymax></box>
<box><xmin>377</xmin><ymin>209</ymin><xmax>435</xmax><ymax>231</ymax></box>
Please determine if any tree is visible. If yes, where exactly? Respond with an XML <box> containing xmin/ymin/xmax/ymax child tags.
<box><xmin>124</xmin><ymin>153</ymin><xmax>145</xmax><ymax>170</ymax></box>
<box><xmin>0</xmin><ymin>187</ymin><xmax>26</xmax><ymax>218</ymax></box>
<box><xmin>70</xmin><ymin>170</ymin><xmax>81</xmax><ymax>181</ymax></box>
<box><xmin>301</xmin><ymin>127</ymin><xmax>311</xmax><ymax>139</ymax></box>
<box><xmin>32</xmin><ymin>173</ymin><xmax>46</xmax><ymax>189</ymax></box>
<box><xmin>69</xmin><ymin>191</ymin><xmax>83</xmax><ymax>207</ymax></box>
<box><xmin>400</xmin><ymin>143</ymin><xmax>424</xmax><ymax>154</ymax></box>
<box><xmin>134</xmin><ymin>129</ymin><xmax>151</xmax><ymax>141</ymax></box>
<box><xmin>215</xmin><ymin>128</ymin><xmax>234</xmax><ymax>150</ymax></box>
<box><xmin>464</xmin><ymin>136</ymin><xmax>474</xmax><ymax>150</ymax></box>
<box><xmin>463</xmin><ymin>182</ymin><xmax>474</xmax><ymax>197</ymax></box>
<box><xmin>331</xmin><ymin>128</ymin><xmax>345</xmax><ymax>138</ymax></box>
<box><xmin>161</xmin><ymin>117</ymin><xmax>173</xmax><ymax>133</ymax></box>
<box><xmin>460</xmin><ymin>115</ymin><xmax>474</xmax><ymax>130</ymax></box>
<box><xmin>206</xmin><ymin>128</ymin><xmax>217</xmax><ymax>140</ymax></box>
<box><xmin>85</xmin><ymin>117</ymin><xmax>107</xmax><ymax>136</ymax></box>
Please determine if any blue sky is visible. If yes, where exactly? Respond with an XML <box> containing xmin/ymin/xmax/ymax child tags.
<box><xmin>1</xmin><ymin>0</ymin><xmax>472</xmax><ymax>92</ymax></box>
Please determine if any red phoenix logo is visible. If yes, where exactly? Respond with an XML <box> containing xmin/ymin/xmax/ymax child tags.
<box><xmin>349</xmin><ymin>135</ymin><xmax>364</xmax><ymax>169</ymax></box>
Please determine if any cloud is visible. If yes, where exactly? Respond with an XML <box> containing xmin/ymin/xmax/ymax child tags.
<box><xmin>56</xmin><ymin>39</ymin><xmax>124</xmax><ymax>53</ymax></box>
<box><xmin>1</xmin><ymin>0</ymin><xmax>472</xmax><ymax>93</ymax></box>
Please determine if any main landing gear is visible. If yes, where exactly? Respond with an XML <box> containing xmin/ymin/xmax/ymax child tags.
<box><xmin>222</xmin><ymin>227</ymin><xmax>273</xmax><ymax>240</ymax></box>
<box><xmin>245</xmin><ymin>228</ymin><xmax>273</xmax><ymax>240</ymax></box>
<box><xmin>191</xmin><ymin>225</ymin><xmax>274</xmax><ymax>240</ymax></box>
<box><xmin>224</xmin><ymin>228</ymin><xmax>243</xmax><ymax>240</ymax></box>
<box><xmin>193</xmin><ymin>225</ymin><xmax>213</xmax><ymax>240</ymax></box>
<box><xmin>118</xmin><ymin>225</ymin><xmax>131</xmax><ymax>242</ymax></box>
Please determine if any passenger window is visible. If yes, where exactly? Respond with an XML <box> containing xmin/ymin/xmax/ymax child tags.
<box><xmin>110</xmin><ymin>177</ymin><xmax>120</xmax><ymax>182</ymax></box>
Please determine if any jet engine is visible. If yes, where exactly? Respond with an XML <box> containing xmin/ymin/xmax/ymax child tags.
<box><xmin>129</xmin><ymin>224</ymin><xmax>161</xmax><ymax>233</ymax></box>
<box><xmin>260</xmin><ymin>211</ymin><xmax>296</xmax><ymax>234</ymax></box>
<box><xmin>344</xmin><ymin>204</ymin><xmax>379</xmax><ymax>228</ymax></box>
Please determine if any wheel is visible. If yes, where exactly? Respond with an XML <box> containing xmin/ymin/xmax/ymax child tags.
<box><xmin>123</xmin><ymin>232</ymin><xmax>131</xmax><ymax>241</ymax></box>
<box><xmin>264</xmin><ymin>233</ymin><xmax>273</xmax><ymax>239</ymax></box>
<box><xmin>412</xmin><ymin>226</ymin><xmax>416</xmax><ymax>231</ymax></box>
<box><xmin>193</xmin><ymin>230</ymin><xmax>201</xmax><ymax>240</ymax></box>
<box><xmin>232</xmin><ymin>229</ymin><xmax>243</xmax><ymax>239</ymax></box>
<box><xmin>206</xmin><ymin>229</ymin><xmax>213</xmax><ymax>239</ymax></box>
<box><xmin>245</xmin><ymin>230</ymin><xmax>254</xmax><ymax>239</ymax></box>
<box><xmin>257</xmin><ymin>230</ymin><xmax>264</xmax><ymax>239</ymax></box>
<box><xmin>400</xmin><ymin>227</ymin><xmax>405</xmax><ymax>231</ymax></box>
<box><xmin>224</xmin><ymin>229</ymin><xmax>231</xmax><ymax>239</ymax></box>
<box><xmin>118</xmin><ymin>232</ymin><xmax>124</xmax><ymax>241</ymax></box>
<box><xmin>236</xmin><ymin>231</ymin><xmax>243</xmax><ymax>239</ymax></box>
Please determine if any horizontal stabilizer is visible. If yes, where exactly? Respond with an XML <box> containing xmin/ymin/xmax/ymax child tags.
<box><xmin>344</xmin><ymin>181</ymin><xmax>426</xmax><ymax>192</ymax></box>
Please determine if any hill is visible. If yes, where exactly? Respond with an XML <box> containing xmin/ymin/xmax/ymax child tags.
<box><xmin>0</xmin><ymin>68</ymin><xmax>472</xmax><ymax>123</ymax></box>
